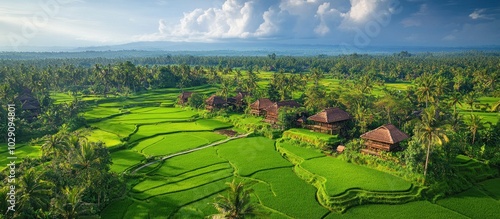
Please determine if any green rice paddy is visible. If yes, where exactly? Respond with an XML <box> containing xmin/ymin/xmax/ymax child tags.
<box><xmin>44</xmin><ymin>85</ymin><xmax>500</xmax><ymax>218</ymax></box>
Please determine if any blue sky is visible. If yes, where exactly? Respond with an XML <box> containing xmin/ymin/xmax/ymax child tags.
<box><xmin>1</xmin><ymin>0</ymin><xmax>499</xmax><ymax>50</ymax></box>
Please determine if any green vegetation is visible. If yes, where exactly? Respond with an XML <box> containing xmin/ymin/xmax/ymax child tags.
<box><xmin>2</xmin><ymin>53</ymin><xmax>498</xmax><ymax>218</ymax></box>
<box><xmin>216</xmin><ymin>137</ymin><xmax>292</xmax><ymax>176</ymax></box>
<box><xmin>302</xmin><ymin>157</ymin><xmax>412</xmax><ymax>195</ymax></box>
<box><xmin>140</xmin><ymin>132</ymin><xmax>225</xmax><ymax>156</ymax></box>
<box><xmin>283</xmin><ymin>128</ymin><xmax>342</xmax><ymax>148</ymax></box>
<box><xmin>437</xmin><ymin>186</ymin><xmax>500</xmax><ymax>218</ymax></box>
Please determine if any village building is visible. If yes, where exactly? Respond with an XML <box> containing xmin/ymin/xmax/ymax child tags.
<box><xmin>205</xmin><ymin>95</ymin><xmax>226</xmax><ymax>111</ymax></box>
<box><xmin>263</xmin><ymin>100</ymin><xmax>301</xmax><ymax>124</ymax></box>
<box><xmin>233</xmin><ymin>92</ymin><xmax>249</xmax><ymax>107</ymax></box>
<box><xmin>360</xmin><ymin>124</ymin><xmax>409</xmax><ymax>155</ymax></box>
<box><xmin>15</xmin><ymin>88</ymin><xmax>41</xmax><ymax>120</ymax></box>
<box><xmin>178</xmin><ymin>92</ymin><xmax>193</xmax><ymax>105</ymax></box>
<box><xmin>306</xmin><ymin>107</ymin><xmax>351</xmax><ymax>135</ymax></box>
<box><xmin>249</xmin><ymin>98</ymin><xmax>274</xmax><ymax>116</ymax></box>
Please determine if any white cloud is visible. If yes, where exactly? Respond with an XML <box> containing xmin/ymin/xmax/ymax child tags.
<box><xmin>469</xmin><ymin>9</ymin><xmax>492</xmax><ymax>20</ymax></box>
<box><xmin>140</xmin><ymin>0</ymin><xmax>400</xmax><ymax>41</ymax></box>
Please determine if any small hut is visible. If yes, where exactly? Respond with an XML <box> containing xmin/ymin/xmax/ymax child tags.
<box><xmin>360</xmin><ymin>124</ymin><xmax>409</xmax><ymax>155</ymax></box>
<box><xmin>250</xmin><ymin>98</ymin><xmax>273</xmax><ymax>116</ymax></box>
<box><xmin>306</xmin><ymin>107</ymin><xmax>351</xmax><ymax>134</ymax></box>
<box><xmin>178</xmin><ymin>92</ymin><xmax>193</xmax><ymax>105</ymax></box>
<box><xmin>205</xmin><ymin>95</ymin><xmax>226</xmax><ymax>111</ymax></box>
<box><xmin>263</xmin><ymin>100</ymin><xmax>301</xmax><ymax>124</ymax></box>
<box><xmin>15</xmin><ymin>88</ymin><xmax>41</xmax><ymax>120</ymax></box>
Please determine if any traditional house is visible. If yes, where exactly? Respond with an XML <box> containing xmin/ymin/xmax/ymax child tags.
<box><xmin>233</xmin><ymin>92</ymin><xmax>249</xmax><ymax>107</ymax></box>
<box><xmin>205</xmin><ymin>95</ymin><xmax>226</xmax><ymax>111</ymax></box>
<box><xmin>263</xmin><ymin>100</ymin><xmax>301</xmax><ymax>124</ymax></box>
<box><xmin>360</xmin><ymin>124</ymin><xmax>409</xmax><ymax>155</ymax></box>
<box><xmin>306</xmin><ymin>107</ymin><xmax>351</xmax><ymax>134</ymax></box>
<box><xmin>249</xmin><ymin>98</ymin><xmax>274</xmax><ymax>116</ymax></box>
<box><xmin>16</xmin><ymin>88</ymin><xmax>41</xmax><ymax>120</ymax></box>
<box><xmin>178</xmin><ymin>92</ymin><xmax>193</xmax><ymax>105</ymax></box>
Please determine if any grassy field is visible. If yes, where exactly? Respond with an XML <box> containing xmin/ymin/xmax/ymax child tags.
<box><xmin>327</xmin><ymin>201</ymin><xmax>469</xmax><ymax>219</ymax></box>
<box><xmin>301</xmin><ymin>156</ymin><xmax>412</xmax><ymax>195</ymax></box>
<box><xmin>0</xmin><ymin>144</ymin><xmax>41</xmax><ymax>170</ymax></box>
<box><xmin>84</xmin><ymin>129</ymin><xmax>123</xmax><ymax>148</ymax></box>
<box><xmin>129</xmin><ymin>119</ymin><xmax>232</xmax><ymax>142</ymax></box>
<box><xmin>109</xmin><ymin>150</ymin><xmax>145</xmax><ymax>173</ymax></box>
<box><xmin>436</xmin><ymin>186</ymin><xmax>500</xmax><ymax>218</ymax></box>
<box><xmin>140</xmin><ymin>132</ymin><xmax>226</xmax><ymax>156</ymax></box>
<box><xmin>216</xmin><ymin>137</ymin><xmax>293</xmax><ymax>176</ymax></box>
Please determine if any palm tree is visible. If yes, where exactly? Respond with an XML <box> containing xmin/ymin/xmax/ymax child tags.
<box><xmin>415</xmin><ymin>73</ymin><xmax>437</xmax><ymax>108</ymax></box>
<box><xmin>211</xmin><ymin>180</ymin><xmax>265</xmax><ymax>219</ymax></box>
<box><xmin>463</xmin><ymin>92</ymin><xmax>478</xmax><ymax>113</ymax></box>
<box><xmin>491</xmin><ymin>100</ymin><xmax>500</xmax><ymax>112</ymax></box>
<box><xmin>17</xmin><ymin>169</ymin><xmax>53</xmax><ymax>217</ymax></box>
<box><xmin>53</xmin><ymin>186</ymin><xmax>88</xmax><ymax>219</ymax></box>
<box><xmin>466</xmin><ymin>114</ymin><xmax>484</xmax><ymax>145</ymax></box>
<box><xmin>415</xmin><ymin>107</ymin><xmax>449</xmax><ymax>181</ymax></box>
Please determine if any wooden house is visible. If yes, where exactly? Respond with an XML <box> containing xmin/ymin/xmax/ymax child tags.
<box><xmin>178</xmin><ymin>92</ymin><xmax>193</xmax><ymax>105</ymax></box>
<box><xmin>263</xmin><ymin>100</ymin><xmax>301</xmax><ymax>124</ymax></box>
<box><xmin>16</xmin><ymin>88</ymin><xmax>41</xmax><ymax>121</ymax></box>
<box><xmin>250</xmin><ymin>98</ymin><xmax>273</xmax><ymax>116</ymax></box>
<box><xmin>306</xmin><ymin>107</ymin><xmax>351</xmax><ymax>134</ymax></box>
<box><xmin>205</xmin><ymin>95</ymin><xmax>226</xmax><ymax>111</ymax></box>
<box><xmin>360</xmin><ymin>124</ymin><xmax>409</xmax><ymax>155</ymax></box>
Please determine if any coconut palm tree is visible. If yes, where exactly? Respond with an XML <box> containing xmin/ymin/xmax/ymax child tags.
<box><xmin>16</xmin><ymin>169</ymin><xmax>53</xmax><ymax>217</ymax></box>
<box><xmin>211</xmin><ymin>180</ymin><xmax>265</xmax><ymax>219</ymax></box>
<box><xmin>53</xmin><ymin>186</ymin><xmax>88</xmax><ymax>219</ymax></box>
<box><xmin>414</xmin><ymin>73</ymin><xmax>437</xmax><ymax>108</ymax></box>
<box><xmin>466</xmin><ymin>114</ymin><xmax>484</xmax><ymax>145</ymax></box>
<box><xmin>415</xmin><ymin>106</ymin><xmax>449</xmax><ymax>181</ymax></box>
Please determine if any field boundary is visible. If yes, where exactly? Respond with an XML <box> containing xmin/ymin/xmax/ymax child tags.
<box><xmin>276</xmin><ymin>141</ymin><xmax>423</xmax><ymax>213</ymax></box>
<box><xmin>129</xmin><ymin>132</ymin><xmax>251</xmax><ymax>174</ymax></box>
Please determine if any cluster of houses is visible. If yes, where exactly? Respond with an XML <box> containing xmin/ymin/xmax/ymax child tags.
<box><xmin>178</xmin><ymin>92</ymin><xmax>409</xmax><ymax>155</ymax></box>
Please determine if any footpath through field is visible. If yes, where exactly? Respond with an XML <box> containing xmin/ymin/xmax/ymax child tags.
<box><xmin>130</xmin><ymin>132</ymin><xmax>252</xmax><ymax>174</ymax></box>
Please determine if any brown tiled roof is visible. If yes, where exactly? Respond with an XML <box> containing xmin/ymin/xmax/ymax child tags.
<box><xmin>250</xmin><ymin>98</ymin><xmax>273</xmax><ymax>110</ymax></box>
<box><xmin>308</xmin><ymin>107</ymin><xmax>351</xmax><ymax>123</ymax></box>
<box><xmin>360</xmin><ymin>124</ymin><xmax>409</xmax><ymax>144</ymax></box>
<box><xmin>179</xmin><ymin>92</ymin><xmax>193</xmax><ymax>99</ymax></box>
<box><xmin>205</xmin><ymin>95</ymin><xmax>226</xmax><ymax>106</ymax></box>
<box><xmin>264</xmin><ymin>100</ymin><xmax>301</xmax><ymax>114</ymax></box>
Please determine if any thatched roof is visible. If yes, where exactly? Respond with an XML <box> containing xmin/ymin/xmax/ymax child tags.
<box><xmin>179</xmin><ymin>92</ymin><xmax>193</xmax><ymax>99</ymax></box>
<box><xmin>360</xmin><ymin>124</ymin><xmax>409</xmax><ymax>144</ymax></box>
<box><xmin>234</xmin><ymin>92</ymin><xmax>249</xmax><ymax>102</ymax></box>
<box><xmin>205</xmin><ymin>95</ymin><xmax>226</xmax><ymax>106</ymax></box>
<box><xmin>250</xmin><ymin>98</ymin><xmax>274</xmax><ymax>110</ymax></box>
<box><xmin>15</xmin><ymin>89</ymin><xmax>40</xmax><ymax>111</ymax></box>
<box><xmin>264</xmin><ymin>100</ymin><xmax>301</xmax><ymax>114</ymax></box>
<box><xmin>308</xmin><ymin>107</ymin><xmax>351</xmax><ymax>123</ymax></box>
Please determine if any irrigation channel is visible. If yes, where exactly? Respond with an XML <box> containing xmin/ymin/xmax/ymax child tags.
<box><xmin>130</xmin><ymin>132</ymin><xmax>252</xmax><ymax>174</ymax></box>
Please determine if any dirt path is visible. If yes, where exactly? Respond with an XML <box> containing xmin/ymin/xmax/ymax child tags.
<box><xmin>130</xmin><ymin>132</ymin><xmax>252</xmax><ymax>174</ymax></box>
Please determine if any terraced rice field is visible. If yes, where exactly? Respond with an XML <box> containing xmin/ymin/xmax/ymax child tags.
<box><xmin>0</xmin><ymin>144</ymin><xmax>41</xmax><ymax>170</ymax></box>
<box><xmin>46</xmin><ymin>87</ymin><xmax>498</xmax><ymax>218</ymax></box>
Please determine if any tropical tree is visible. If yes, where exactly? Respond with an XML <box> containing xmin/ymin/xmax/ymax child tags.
<box><xmin>16</xmin><ymin>169</ymin><xmax>53</xmax><ymax>218</ymax></box>
<box><xmin>414</xmin><ymin>73</ymin><xmax>437</xmax><ymax>107</ymax></box>
<box><xmin>211</xmin><ymin>180</ymin><xmax>265</xmax><ymax>219</ymax></box>
<box><xmin>466</xmin><ymin>114</ymin><xmax>484</xmax><ymax>145</ymax></box>
<box><xmin>415</xmin><ymin>107</ymin><xmax>449</xmax><ymax>181</ymax></box>
<box><xmin>52</xmin><ymin>186</ymin><xmax>89</xmax><ymax>219</ymax></box>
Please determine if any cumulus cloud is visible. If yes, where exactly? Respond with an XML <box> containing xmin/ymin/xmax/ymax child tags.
<box><xmin>139</xmin><ymin>0</ymin><xmax>400</xmax><ymax>41</ymax></box>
